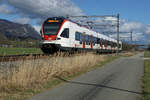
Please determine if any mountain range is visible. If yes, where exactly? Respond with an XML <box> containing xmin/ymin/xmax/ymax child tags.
<box><xmin>0</xmin><ymin>19</ymin><xmax>41</xmax><ymax>41</ymax></box>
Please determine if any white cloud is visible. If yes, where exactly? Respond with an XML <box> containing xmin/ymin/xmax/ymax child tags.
<box><xmin>0</xmin><ymin>4</ymin><xmax>12</xmax><ymax>14</ymax></box>
<box><xmin>7</xmin><ymin>0</ymin><xmax>84</xmax><ymax>22</ymax></box>
<box><xmin>146</xmin><ymin>26</ymin><xmax>150</xmax><ymax>34</ymax></box>
<box><xmin>120</xmin><ymin>22</ymin><xmax>144</xmax><ymax>32</ymax></box>
<box><xmin>13</xmin><ymin>17</ymin><xmax>31</xmax><ymax>24</ymax></box>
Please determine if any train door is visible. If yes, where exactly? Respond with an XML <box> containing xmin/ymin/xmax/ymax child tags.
<box><xmin>69</xmin><ymin>24</ymin><xmax>75</xmax><ymax>48</ymax></box>
<box><xmin>91</xmin><ymin>36</ymin><xmax>93</xmax><ymax>49</ymax></box>
<box><xmin>101</xmin><ymin>39</ymin><xmax>103</xmax><ymax>49</ymax></box>
<box><xmin>82</xmin><ymin>33</ymin><xmax>86</xmax><ymax>48</ymax></box>
<box><xmin>79</xmin><ymin>33</ymin><xmax>83</xmax><ymax>48</ymax></box>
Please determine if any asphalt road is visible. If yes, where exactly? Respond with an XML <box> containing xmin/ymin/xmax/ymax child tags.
<box><xmin>29</xmin><ymin>53</ymin><xmax>144</xmax><ymax>100</ymax></box>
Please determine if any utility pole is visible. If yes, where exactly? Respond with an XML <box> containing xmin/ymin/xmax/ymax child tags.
<box><xmin>116</xmin><ymin>13</ymin><xmax>120</xmax><ymax>55</ymax></box>
<box><xmin>130</xmin><ymin>31</ymin><xmax>132</xmax><ymax>42</ymax></box>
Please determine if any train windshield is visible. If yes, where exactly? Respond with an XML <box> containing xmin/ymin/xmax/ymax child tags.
<box><xmin>43</xmin><ymin>23</ymin><xmax>62</xmax><ymax>35</ymax></box>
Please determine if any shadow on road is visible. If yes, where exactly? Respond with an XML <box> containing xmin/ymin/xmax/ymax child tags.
<box><xmin>55</xmin><ymin>76</ymin><xmax>147</xmax><ymax>95</ymax></box>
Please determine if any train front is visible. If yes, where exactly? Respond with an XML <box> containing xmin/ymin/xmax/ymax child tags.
<box><xmin>40</xmin><ymin>17</ymin><xmax>65</xmax><ymax>54</ymax></box>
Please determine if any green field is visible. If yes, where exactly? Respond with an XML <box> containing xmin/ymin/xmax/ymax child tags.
<box><xmin>0</xmin><ymin>47</ymin><xmax>43</xmax><ymax>55</ymax></box>
<box><xmin>143</xmin><ymin>51</ymin><xmax>150</xmax><ymax>100</ymax></box>
<box><xmin>144</xmin><ymin>51</ymin><xmax>150</xmax><ymax>58</ymax></box>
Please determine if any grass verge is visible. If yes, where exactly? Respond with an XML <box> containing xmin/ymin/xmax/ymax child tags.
<box><xmin>0</xmin><ymin>52</ymin><xmax>134</xmax><ymax>100</ymax></box>
<box><xmin>144</xmin><ymin>51</ymin><xmax>150</xmax><ymax>58</ymax></box>
<box><xmin>143</xmin><ymin>51</ymin><xmax>150</xmax><ymax>100</ymax></box>
<box><xmin>0</xmin><ymin>47</ymin><xmax>43</xmax><ymax>56</ymax></box>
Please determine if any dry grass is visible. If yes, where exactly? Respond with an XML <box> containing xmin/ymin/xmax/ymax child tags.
<box><xmin>119</xmin><ymin>51</ymin><xmax>138</xmax><ymax>57</ymax></box>
<box><xmin>0</xmin><ymin>53</ymin><xmax>107</xmax><ymax>100</ymax></box>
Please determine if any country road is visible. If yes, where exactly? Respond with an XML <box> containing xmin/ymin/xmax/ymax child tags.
<box><xmin>29</xmin><ymin>53</ymin><xmax>144</xmax><ymax>100</ymax></box>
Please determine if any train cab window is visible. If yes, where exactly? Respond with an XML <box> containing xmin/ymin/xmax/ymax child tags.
<box><xmin>60</xmin><ymin>28</ymin><xmax>69</xmax><ymax>38</ymax></box>
<box><xmin>75</xmin><ymin>32</ymin><xmax>80</xmax><ymax>41</ymax></box>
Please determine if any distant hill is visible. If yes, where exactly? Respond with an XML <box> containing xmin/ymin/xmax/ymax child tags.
<box><xmin>0</xmin><ymin>19</ymin><xmax>41</xmax><ymax>41</ymax></box>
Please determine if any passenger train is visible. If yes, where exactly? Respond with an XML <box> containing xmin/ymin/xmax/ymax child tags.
<box><xmin>40</xmin><ymin>17</ymin><xmax>122</xmax><ymax>54</ymax></box>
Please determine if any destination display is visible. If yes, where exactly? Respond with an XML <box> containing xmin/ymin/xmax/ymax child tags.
<box><xmin>48</xmin><ymin>20</ymin><xmax>59</xmax><ymax>23</ymax></box>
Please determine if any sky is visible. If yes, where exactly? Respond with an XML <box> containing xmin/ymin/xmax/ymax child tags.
<box><xmin>72</xmin><ymin>0</ymin><xmax>150</xmax><ymax>24</ymax></box>
<box><xmin>0</xmin><ymin>0</ymin><xmax>150</xmax><ymax>44</ymax></box>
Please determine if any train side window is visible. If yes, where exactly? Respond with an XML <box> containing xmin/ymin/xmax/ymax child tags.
<box><xmin>101</xmin><ymin>39</ymin><xmax>103</xmax><ymax>46</ymax></box>
<box><xmin>60</xmin><ymin>28</ymin><xmax>69</xmax><ymax>38</ymax></box>
<box><xmin>113</xmin><ymin>42</ymin><xmax>115</xmax><ymax>47</ymax></box>
<box><xmin>88</xmin><ymin>36</ymin><xmax>91</xmax><ymax>45</ymax></box>
<box><xmin>80</xmin><ymin>34</ymin><xmax>83</xmax><ymax>44</ymax></box>
<box><xmin>113</xmin><ymin>42</ymin><xmax>116</xmax><ymax>47</ymax></box>
<box><xmin>108</xmin><ymin>41</ymin><xmax>110</xmax><ymax>45</ymax></box>
<box><xmin>115</xmin><ymin>43</ymin><xmax>117</xmax><ymax>47</ymax></box>
<box><xmin>112</xmin><ymin>42</ymin><xmax>114</xmax><ymax>47</ymax></box>
<box><xmin>95</xmin><ymin>37</ymin><xmax>97</xmax><ymax>44</ymax></box>
<box><xmin>102</xmin><ymin>40</ymin><xmax>105</xmax><ymax>45</ymax></box>
<box><xmin>103</xmin><ymin>40</ymin><xmax>107</xmax><ymax>46</ymax></box>
<box><xmin>110</xmin><ymin>41</ymin><xmax>112</xmax><ymax>45</ymax></box>
<box><xmin>93</xmin><ymin>37</ymin><xmax>96</xmax><ymax>46</ymax></box>
<box><xmin>99</xmin><ymin>38</ymin><xmax>101</xmax><ymax>44</ymax></box>
<box><xmin>119</xmin><ymin>44</ymin><xmax>121</xmax><ymax>48</ymax></box>
<box><xmin>75</xmin><ymin>32</ymin><xmax>80</xmax><ymax>41</ymax></box>
<box><xmin>105</xmin><ymin>40</ymin><xmax>108</xmax><ymax>46</ymax></box>
<box><xmin>97</xmin><ymin>38</ymin><xmax>100</xmax><ymax>44</ymax></box>
<box><xmin>85</xmin><ymin>35</ymin><xmax>89</xmax><ymax>45</ymax></box>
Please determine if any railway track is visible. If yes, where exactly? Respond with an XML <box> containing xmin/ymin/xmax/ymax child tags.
<box><xmin>0</xmin><ymin>54</ymin><xmax>50</xmax><ymax>62</ymax></box>
<box><xmin>0</xmin><ymin>52</ymin><xmax>76</xmax><ymax>62</ymax></box>
<box><xmin>0</xmin><ymin>51</ymin><xmax>124</xmax><ymax>62</ymax></box>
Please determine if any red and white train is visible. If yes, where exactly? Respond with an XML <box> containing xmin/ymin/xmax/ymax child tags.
<box><xmin>40</xmin><ymin>17</ymin><xmax>122</xmax><ymax>54</ymax></box>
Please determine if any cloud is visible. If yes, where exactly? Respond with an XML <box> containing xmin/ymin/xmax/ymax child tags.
<box><xmin>120</xmin><ymin>22</ymin><xmax>145</xmax><ymax>32</ymax></box>
<box><xmin>13</xmin><ymin>17</ymin><xmax>31</xmax><ymax>24</ymax></box>
<box><xmin>0</xmin><ymin>4</ymin><xmax>12</xmax><ymax>14</ymax></box>
<box><xmin>145</xmin><ymin>26</ymin><xmax>150</xmax><ymax>34</ymax></box>
<box><xmin>6</xmin><ymin>0</ymin><xmax>84</xmax><ymax>23</ymax></box>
